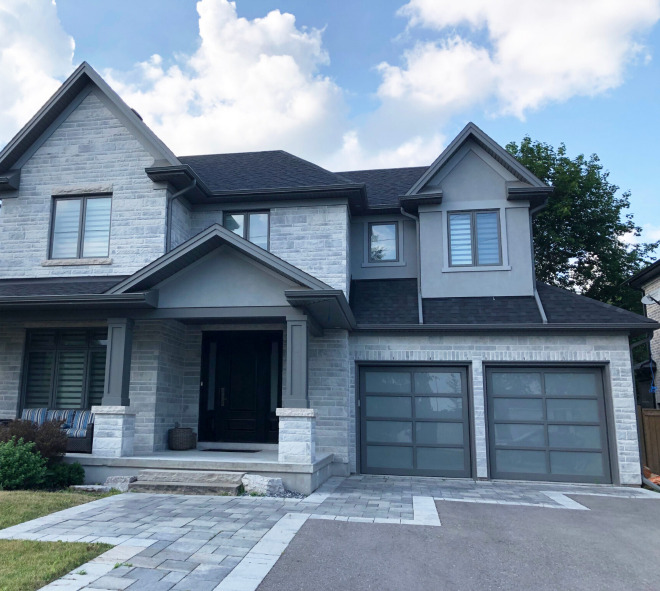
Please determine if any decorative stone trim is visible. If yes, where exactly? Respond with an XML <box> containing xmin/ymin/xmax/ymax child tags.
<box><xmin>42</xmin><ymin>258</ymin><xmax>112</xmax><ymax>266</ymax></box>
<box><xmin>52</xmin><ymin>184</ymin><xmax>113</xmax><ymax>195</ymax></box>
<box><xmin>276</xmin><ymin>408</ymin><xmax>315</xmax><ymax>418</ymax></box>
<box><xmin>91</xmin><ymin>405</ymin><xmax>136</xmax><ymax>458</ymax></box>
<box><xmin>277</xmin><ymin>407</ymin><xmax>316</xmax><ymax>464</ymax></box>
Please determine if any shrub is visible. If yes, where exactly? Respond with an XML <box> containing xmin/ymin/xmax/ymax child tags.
<box><xmin>0</xmin><ymin>420</ymin><xmax>67</xmax><ymax>461</ymax></box>
<box><xmin>0</xmin><ymin>438</ymin><xmax>47</xmax><ymax>490</ymax></box>
<box><xmin>45</xmin><ymin>462</ymin><xmax>85</xmax><ymax>489</ymax></box>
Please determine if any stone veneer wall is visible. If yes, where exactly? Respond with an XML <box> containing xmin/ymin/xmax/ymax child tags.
<box><xmin>308</xmin><ymin>330</ymin><xmax>350</xmax><ymax>469</ymax></box>
<box><xmin>349</xmin><ymin>332</ymin><xmax>641</xmax><ymax>485</ymax></box>
<box><xmin>0</xmin><ymin>89</ymin><xmax>167</xmax><ymax>278</ymax></box>
<box><xmin>0</xmin><ymin>323</ymin><xmax>25</xmax><ymax>419</ymax></box>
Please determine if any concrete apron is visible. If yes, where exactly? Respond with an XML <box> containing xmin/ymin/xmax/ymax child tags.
<box><xmin>63</xmin><ymin>449</ymin><xmax>338</xmax><ymax>495</ymax></box>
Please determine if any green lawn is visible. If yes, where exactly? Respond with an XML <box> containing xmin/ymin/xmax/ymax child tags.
<box><xmin>0</xmin><ymin>490</ymin><xmax>115</xmax><ymax>591</ymax></box>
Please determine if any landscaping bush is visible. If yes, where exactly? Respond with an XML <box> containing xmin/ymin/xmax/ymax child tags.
<box><xmin>0</xmin><ymin>438</ymin><xmax>47</xmax><ymax>490</ymax></box>
<box><xmin>45</xmin><ymin>462</ymin><xmax>85</xmax><ymax>489</ymax></box>
<box><xmin>0</xmin><ymin>420</ymin><xmax>67</xmax><ymax>461</ymax></box>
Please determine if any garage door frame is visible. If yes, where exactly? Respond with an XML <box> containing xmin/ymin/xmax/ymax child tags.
<box><xmin>356</xmin><ymin>362</ymin><xmax>475</xmax><ymax>478</ymax></box>
<box><xmin>484</xmin><ymin>362</ymin><xmax>617</xmax><ymax>484</ymax></box>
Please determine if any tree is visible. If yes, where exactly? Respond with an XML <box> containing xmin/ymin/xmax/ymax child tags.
<box><xmin>506</xmin><ymin>137</ymin><xmax>658</xmax><ymax>314</ymax></box>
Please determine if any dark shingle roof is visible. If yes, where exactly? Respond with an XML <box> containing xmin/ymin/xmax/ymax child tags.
<box><xmin>536</xmin><ymin>282</ymin><xmax>658</xmax><ymax>325</ymax></box>
<box><xmin>337</xmin><ymin>167</ymin><xmax>428</xmax><ymax>208</ymax></box>
<box><xmin>350</xmin><ymin>279</ymin><xmax>656</xmax><ymax>329</ymax></box>
<box><xmin>628</xmin><ymin>259</ymin><xmax>660</xmax><ymax>289</ymax></box>
<box><xmin>350</xmin><ymin>279</ymin><xmax>419</xmax><ymax>324</ymax></box>
<box><xmin>179</xmin><ymin>151</ymin><xmax>352</xmax><ymax>193</ymax></box>
<box><xmin>0</xmin><ymin>276</ymin><xmax>126</xmax><ymax>297</ymax></box>
<box><xmin>423</xmin><ymin>295</ymin><xmax>541</xmax><ymax>324</ymax></box>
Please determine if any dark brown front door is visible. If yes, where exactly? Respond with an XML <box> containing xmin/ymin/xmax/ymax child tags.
<box><xmin>199</xmin><ymin>331</ymin><xmax>282</xmax><ymax>443</ymax></box>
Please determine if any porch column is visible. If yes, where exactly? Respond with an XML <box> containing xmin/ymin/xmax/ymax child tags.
<box><xmin>284</xmin><ymin>318</ymin><xmax>309</xmax><ymax>408</ymax></box>
<box><xmin>93</xmin><ymin>318</ymin><xmax>135</xmax><ymax>457</ymax></box>
<box><xmin>102</xmin><ymin>318</ymin><xmax>134</xmax><ymax>406</ymax></box>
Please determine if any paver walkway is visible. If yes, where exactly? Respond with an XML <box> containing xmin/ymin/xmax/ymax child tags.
<box><xmin>0</xmin><ymin>476</ymin><xmax>656</xmax><ymax>590</ymax></box>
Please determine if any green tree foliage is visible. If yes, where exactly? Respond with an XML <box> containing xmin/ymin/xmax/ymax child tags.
<box><xmin>506</xmin><ymin>137</ymin><xmax>658</xmax><ymax>313</ymax></box>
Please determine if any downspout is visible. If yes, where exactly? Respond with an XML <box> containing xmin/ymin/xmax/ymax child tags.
<box><xmin>400</xmin><ymin>207</ymin><xmax>423</xmax><ymax>324</ymax></box>
<box><xmin>529</xmin><ymin>203</ymin><xmax>548</xmax><ymax>323</ymax></box>
<box><xmin>166</xmin><ymin>179</ymin><xmax>197</xmax><ymax>252</ymax></box>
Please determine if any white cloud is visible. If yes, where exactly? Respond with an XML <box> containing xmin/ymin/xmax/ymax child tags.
<box><xmin>393</xmin><ymin>0</ymin><xmax>660</xmax><ymax>118</ymax></box>
<box><xmin>624</xmin><ymin>223</ymin><xmax>660</xmax><ymax>245</ymax></box>
<box><xmin>0</xmin><ymin>0</ymin><xmax>75</xmax><ymax>146</ymax></box>
<box><xmin>104</xmin><ymin>0</ymin><xmax>346</xmax><ymax>161</ymax></box>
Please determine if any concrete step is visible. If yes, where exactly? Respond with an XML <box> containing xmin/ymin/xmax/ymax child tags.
<box><xmin>128</xmin><ymin>481</ymin><xmax>242</xmax><ymax>496</ymax></box>
<box><xmin>136</xmin><ymin>469</ymin><xmax>245</xmax><ymax>485</ymax></box>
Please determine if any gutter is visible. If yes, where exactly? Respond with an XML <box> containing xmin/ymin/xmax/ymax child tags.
<box><xmin>0</xmin><ymin>291</ymin><xmax>158</xmax><ymax>309</ymax></box>
<box><xmin>354</xmin><ymin>322</ymin><xmax>660</xmax><ymax>334</ymax></box>
<box><xmin>166</xmin><ymin>178</ymin><xmax>197</xmax><ymax>252</ymax></box>
<box><xmin>400</xmin><ymin>207</ymin><xmax>423</xmax><ymax>324</ymax></box>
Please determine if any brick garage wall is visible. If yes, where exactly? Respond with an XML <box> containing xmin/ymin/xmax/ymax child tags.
<box><xmin>308</xmin><ymin>330</ymin><xmax>350</xmax><ymax>468</ymax></box>
<box><xmin>0</xmin><ymin>323</ymin><xmax>25</xmax><ymax>420</ymax></box>
<box><xmin>349</xmin><ymin>332</ymin><xmax>641</xmax><ymax>485</ymax></box>
<box><xmin>0</xmin><ymin>89</ymin><xmax>167</xmax><ymax>278</ymax></box>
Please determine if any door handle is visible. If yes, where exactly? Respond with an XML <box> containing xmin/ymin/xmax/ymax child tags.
<box><xmin>220</xmin><ymin>387</ymin><xmax>226</xmax><ymax>407</ymax></box>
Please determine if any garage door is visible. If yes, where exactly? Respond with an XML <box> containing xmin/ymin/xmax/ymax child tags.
<box><xmin>359</xmin><ymin>366</ymin><xmax>470</xmax><ymax>477</ymax></box>
<box><xmin>486</xmin><ymin>367</ymin><xmax>611</xmax><ymax>483</ymax></box>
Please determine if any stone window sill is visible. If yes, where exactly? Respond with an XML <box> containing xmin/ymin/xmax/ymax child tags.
<box><xmin>442</xmin><ymin>265</ymin><xmax>511</xmax><ymax>273</ymax></box>
<box><xmin>42</xmin><ymin>258</ymin><xmax>112</xmax><ymax>267</ymax></box>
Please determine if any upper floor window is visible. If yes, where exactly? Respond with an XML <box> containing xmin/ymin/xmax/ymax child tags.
<box><xmin>369</xmin><ymin>221</ymin><xmax>399</xmax><ymax>262</ymax></box>
<box><xmin>223</xmin><ymin>211</ymin><xmax>269</xmax><ymax>250</ymax></box>
<box><xmin>449</xmin><ymin>210</ymin><xmax>501</xmax><ymax>267</ymax></box>
<box><xmin>50</xmin><ymin>195</ymin><xmax>111</xmax><ymax>259</ymax></box>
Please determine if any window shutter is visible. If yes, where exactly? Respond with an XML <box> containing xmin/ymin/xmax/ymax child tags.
<box><xmin>475</xmin><ymin>212</ymin><xmax>500</xmax><ymax>265</ymax></box>
<box><xmin>25</xmin><ymin>352</ymin><xmax>55</xmax><ymax>408</ymax></box>
<box><xmin>449</xmin><ymin>214</ymin><xmax>473</xmax><ymax>266</ymax></box>
<box><xmin>82</xmin><ymin>197</ymin><xmax>111</xmax><ymax>257</ymax></box>
<box><xmin>55</xmin><ymin>352</ymin><xmax>86</xmax><ymax>409</ymax></box>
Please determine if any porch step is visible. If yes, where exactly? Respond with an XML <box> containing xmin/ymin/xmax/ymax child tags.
<box><xmin>128</xmin><ymin>469</ymin><xmax>246</xmax><ymax>496</ymax></box>
<box><xmin>128</xmin><ymin>481</ymin><xmax>242</xmax><ymax>496</ymax></box>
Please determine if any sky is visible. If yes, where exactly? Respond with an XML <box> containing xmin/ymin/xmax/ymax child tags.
<box><xmin>1</xmin><ymin>0</ymin><xmax>659</xmax><ymax>242</ymax></box>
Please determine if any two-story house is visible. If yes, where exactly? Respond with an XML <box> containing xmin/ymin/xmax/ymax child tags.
<box><xmin>0</xmin><ymin>63</ymin><xmax>656</xmax><ymax>492</ymax></box>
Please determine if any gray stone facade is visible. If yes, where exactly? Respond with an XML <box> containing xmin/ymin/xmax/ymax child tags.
<box><xmin>349</xmin><ymin>332</ymin><xmax>640</xmax><ymax>485</ymax></box>
<box><xmin>0</xmin><ymin>323</ymin><xmax>24</xmax><ymax>420</ymax></box>
<box><xmin>0</xmin><ymin>89</ymin><xmax>168</xmax><ymax>278</ymax></box>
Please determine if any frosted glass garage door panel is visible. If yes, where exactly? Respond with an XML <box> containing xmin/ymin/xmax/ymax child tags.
<box><xmin>415</xmin><ymin>422</ymin><xmax>463</xmax><ymax>445</ymax></box>
<box><xmin>545</xmin><ymin>373</ymin><xmax>598</xmax><ymax>397</ymax></box>
<box><xmin>366</xmin><ymin>396</ymin><xmax>411</xmax><ymax>418</ymax></box>
<box><xmin>365</xmin><ymin>372</ymin><xmax>411</xmax><ymax>393</ymax></box>
<box><xmin>417</xmin><ymin>447</ymin><xmax>464</xmax><ymax>471</ymax></box>
<box><xmin>550</xmin><ymin>452</ymin><xmax>604</xmax><ymax>476</ymax></box>
<box><xmin>495</xmin><ymin>450</ymin><xmax>547</xmax><ymax>474</ymax></box>
<box><xmin>493</xmin><ymin>398</ymin><xmax>543</xmax><ymax>421</ymax></box>
<box><xmin>415</xmin><ymin>397</ymin><xmax>463</xmax><ymax>419</ymax></box>
<box><xmin>414</xmin><ymin>372</ymin><xmax>462</xmax><ymax>394</ymax></box>
<box><xmin>367</xmin><ymin>446</ymin><xmax>413</xmax><ymax>470</ymax></box>
<box><xmin>491</xmin><ymin>373</ymin><xmax>542</xmax><ymax>397</ymax></box>
<box><xmin>548</xmin><ymin>425</ymin><xmax>602</xmax><ymax>449</ymax></box>
<box><xmin>494</xmin><ymin>424</ymin><xmax>545</xmax><ymax>448</ymax></box>
<box><xmin>366</xmin><ymin>421</ymin><xmax>412</xmax><ymax>444</ymax></box>
<box><xmin>546</xmin><ymin>399</ymin><xmax>599</xmax><ymax>422</ymax></box>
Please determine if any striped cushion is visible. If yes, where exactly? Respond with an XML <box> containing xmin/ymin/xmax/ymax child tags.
<box><xmin>21</xmin><ymin>408</ymin><xmax>48</xmax><ymax>425</ymax></box>
<box><xmin>65</xmin><ymin>427</ymin><xmax>90</xmax><ymax>438</ymax></box>
<box><xmin>46</xmin><ymin>409</ymin><xmax>75</xmax><ymax>426</ymax></box>
<box><xmin>68</xmin><ymin>410</ymin><xmax>94</xmax><ymax>437</ymax></box>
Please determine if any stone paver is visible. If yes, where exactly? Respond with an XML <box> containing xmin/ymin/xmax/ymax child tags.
<box><xmin>1</xmin><ymin>476</ymin><xmax>656</xmax><ymax>591</ymax></box>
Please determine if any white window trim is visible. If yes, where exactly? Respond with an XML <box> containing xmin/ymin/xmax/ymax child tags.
<box><xmin>442</xmin><ymin>208</ymin><xmax>510</xmax><ymax>271</ymax></box>
<box><xmin>362</xmin><ymin>219</ymin><xmax>406</xmax><ymax>267</ymax></box>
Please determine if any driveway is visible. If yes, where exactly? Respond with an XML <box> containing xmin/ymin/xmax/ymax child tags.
<box><xmin>0</xmin><ymin>476</ymin><xmax>656</xmax><ymax>590</ymax></box>
<box><xmin>259</xmin><ymin>494</ymin><xmax>660</xmax><ymax>591</ymax></box>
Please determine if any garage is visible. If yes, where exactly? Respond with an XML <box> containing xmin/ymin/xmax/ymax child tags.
<box><xmin>359</xmin><ymin>366</ymin><xmax>470</xmax><ymax>477</ymax></box>
<box><xmin>486</xmin><ymin>367</ymin><xmax>612</xmax><ymax>483</ymax></box>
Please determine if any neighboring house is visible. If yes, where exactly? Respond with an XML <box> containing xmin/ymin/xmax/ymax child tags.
<box><xmin>628</xmin><ymin>260</ymin><xmax>660</xmax><ymax>407</ymax></box>
<box><xmin>0</xmin><ymin>63</ymin><xmax>657</xmax><ymax>491</ymax></box>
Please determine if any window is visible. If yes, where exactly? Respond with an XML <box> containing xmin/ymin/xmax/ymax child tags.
<box><xmin>368</xmin><ymin>222</ymin><xmax>399</xmax><ymax>262</ymax></box>
<box><xmin>448</xmin><ymin>210</ymin><xmax>501</xmax><ymax>267</ymax></box>
<box><xmin>23</xmin><ymin>329</ymin><xmax>108</xmax><ymax>410</ymax></box>
<box><xmin>223</xmin><ymin>212</ymin><xmax>269</xmax><ymax>250</ymax></box>
<box><xmin>50</xmin><ymin>196</ymin><xmax>111</xmax><ymax>259</ymax></box>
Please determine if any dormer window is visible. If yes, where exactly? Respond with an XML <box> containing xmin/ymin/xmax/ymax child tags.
<box><xmin>224</xmin><ymin>212</ymin><xmax>269</xmax><ymax>250</ymax></box>
<box><xmin>369</xmin><ymin>222</ymin><xmax>399</xmax><ymax>263</ymax></box>
<box><xmin>50</xmin><ymin>195</ymin><xmax>111</xmax><ymax>259</ymax></box>
<box><xmin>448</xmin><ymin>210</ymin><xmax>501</xmax><ymax>267</ymax></box>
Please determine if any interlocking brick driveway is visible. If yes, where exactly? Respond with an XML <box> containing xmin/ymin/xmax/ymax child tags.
<box><xmin>0</xmin><ymin>476</ymin><xmax>656</xmax><ymax>590</ymax></box>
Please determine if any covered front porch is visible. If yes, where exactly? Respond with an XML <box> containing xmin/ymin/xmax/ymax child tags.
<box><xmin>1</xmin><ymin>225</ymin><xmax>355</xmax><ymax>493</ymax></box>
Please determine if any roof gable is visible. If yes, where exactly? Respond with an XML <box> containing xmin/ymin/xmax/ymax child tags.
<box><xmin>406</xmin><ymin>122</ymin><xmax>547</xmax><ymax>196</ymax></box>
<box><xmin>108</xmin><ymin>223</ymin><xmax>332</xmax><ymax>295</ymax></box>
<box><xmin>0</xmin><ymin>62</ymin><xmax>179</xmax><ymax>176</ymax></box>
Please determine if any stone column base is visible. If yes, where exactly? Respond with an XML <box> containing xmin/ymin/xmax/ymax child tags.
<box><xmin>91</xmin><ymin>406</ymin><xmax>136</xmax><ymax>457</ymax></box>
<box><xmin>277</xmin><ymin>408</ymin><xmax>316</xmax><ymax>464</ymax></box>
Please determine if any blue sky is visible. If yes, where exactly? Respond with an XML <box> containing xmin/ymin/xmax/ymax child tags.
<box><xmin>2</xmin><ymin>0</ymin><xmax>659</xmax><ymax>242</ymax></box>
